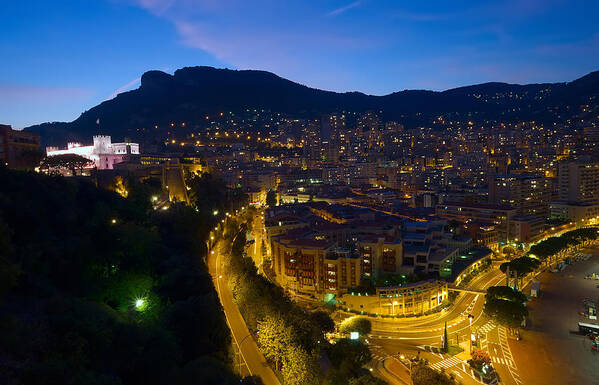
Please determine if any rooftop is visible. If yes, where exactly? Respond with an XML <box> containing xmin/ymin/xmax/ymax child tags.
<box><xmin>439</xmin><ymin>201</ymin><xmax>515</xmax><ymax>211</ymax></box>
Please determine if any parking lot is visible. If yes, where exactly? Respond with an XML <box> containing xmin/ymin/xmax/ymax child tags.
<box><xmin>510</xmin><ymin>248</ymin><xmax>599</xmax><ymax>385</ymax></box>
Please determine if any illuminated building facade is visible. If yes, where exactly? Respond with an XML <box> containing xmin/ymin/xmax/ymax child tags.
<box><xmin>436</xmin><ymin>202</ymin><xmax>516</xmax><ymax>244</ymax></box>
<box><xmin>271</xmin><ymin>235</ymin><xmax>360</xmax><ymax>295</ymax></box>
<box><xmin>46</xmin><ymin>135</ymin><xmax>140</xmax><ymax>170</ymax></box>
<box><xmin>489</xmin><ymin>174</ymin><xmax>551</xmax><ymax>219</ymax></box>
<box><xmin>340</xmin><ymin>280</ymin><xmax>448</xmax><ymax>316</ymax></box>
<box><xmin>557</xmin><ymin>161</ymin><xmax>599</xmax><ymax>204</ymax></box>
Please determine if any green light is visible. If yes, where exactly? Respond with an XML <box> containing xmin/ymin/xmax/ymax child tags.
<box><xmin>134</xmin><ymin>298</ymin><xmax>147</xmax><ymax>311</ymax></box>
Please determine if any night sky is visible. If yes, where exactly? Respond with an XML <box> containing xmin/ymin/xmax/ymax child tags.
<box><xmin>1</xmin><ymin>0</ymin><xmax>598</xmax><ymax>128</ymax></box>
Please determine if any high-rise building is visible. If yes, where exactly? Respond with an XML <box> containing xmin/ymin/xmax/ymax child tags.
<box><xmin>557</xmin><ymin>161</ymin><xmax>599</xmax><ymax>204</ymax></box>
<box><xmin>323</xmin><ymin>114</ymin><xmax>347</xmax><ymax>162</ymax></box>
<box><xmin>489</xmin><ymin>174</ymin><xmax>551</xmax><ymax>218</ymax></box>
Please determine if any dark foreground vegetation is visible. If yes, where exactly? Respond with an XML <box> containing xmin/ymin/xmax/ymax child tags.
<box><xmin>0</xmin><ymin>167</ymin><xmax>249</xmax><ymax>385</ymax></box>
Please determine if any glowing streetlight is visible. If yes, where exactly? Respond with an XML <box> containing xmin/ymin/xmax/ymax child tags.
<box><xmin>213</xmin><ymin>210</ymin><xmax>219</xmax><ymax>216</ymax></box>
<box><xmin>134</xmin><ymin>297</ymin><xmax>146</xmax><ymax>311</ymax></box>
<box><xmin>111</xmin><ymin>218</ymin><xmax>117</xmax><ymax>224</ymax></box>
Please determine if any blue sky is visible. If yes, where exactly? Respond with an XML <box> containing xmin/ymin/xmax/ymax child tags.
<box><xmin>1</xmin><ymin>0</ymin><xmax>598</xmax><ymax>128</ymax></box>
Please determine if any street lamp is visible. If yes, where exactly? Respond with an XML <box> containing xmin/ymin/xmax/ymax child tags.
<box><xmin>397</xmin><ymin>354</ymin><xmax>413</xmax><ymax>377</ymax></box>
<box><xmin>392</xmin><ymin>301</ymin><xmax>398</xmax><ymax>316</ymax></box>
<box><xmin>468</xmin><ymin>313</ymin><xmax>474</xmax><ymax>354</ymax></box>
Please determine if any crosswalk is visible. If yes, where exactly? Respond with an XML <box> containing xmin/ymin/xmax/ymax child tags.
<box><xmin>429</xmin><ymin>356</ymin><xmax>464</xmax><ymax>370</ymax></box>
<box><xmin>498</xmin><ymin>326</ymin><xmax>523</xmax><ymax>385</ymax></box>
<box><xmin>478</xmin><ymin>320</ymin><xmax>496</xmax><ymax>334</ymax></box>
<box><xmin>369</xmin><ymin>345</ymin><xmax>387</xmax><ymax>362</ymax></box>
<box><xmin>491</xmin><ymin>356</ymin><xmax>513</xmax><ymax>366</ymax></box>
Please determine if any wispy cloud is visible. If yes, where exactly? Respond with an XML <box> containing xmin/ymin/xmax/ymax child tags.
<box><xmin>133</xmin><ymin>0</ymin><xmax>176</xmax><ymax>15</ymax></box>
<box><xmin>327</xmin><ymin>1</ymin><xmax>361</xmax><ymax>17</ymax></box>
<box><xmin>106</xmin><ymin>77</ymin><xmax>141</xmax><ymax>100</ymax></box>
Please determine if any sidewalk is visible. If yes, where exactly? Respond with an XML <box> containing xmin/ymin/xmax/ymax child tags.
<box><xmin>381</xmin><ymin>357</ymin><xmax>413</xmax><ymax>385</ymax></box>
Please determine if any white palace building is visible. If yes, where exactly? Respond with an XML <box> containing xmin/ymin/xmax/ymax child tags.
<box><xmin>46</xmin><ymin>135</ymin><xmax>139</xmax><ymax>170</ymax></box>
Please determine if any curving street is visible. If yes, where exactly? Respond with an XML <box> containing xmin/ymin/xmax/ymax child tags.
<box><xmin>207</xmin><ymin>239</ymin><xmax>281</xmax><ymax>385</ymax></box>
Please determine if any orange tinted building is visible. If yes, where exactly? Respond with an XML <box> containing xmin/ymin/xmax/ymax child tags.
<box><xmin>0</xmin><ymin>124</ymin><xmax>41</xmax><ymax>169</ymax></box>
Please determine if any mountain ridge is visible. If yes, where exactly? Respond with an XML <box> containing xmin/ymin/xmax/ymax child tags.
<box><xmin>25</xmin><ymin>66</ymin><xmax>599</xmax><ymax>146</ymax></box>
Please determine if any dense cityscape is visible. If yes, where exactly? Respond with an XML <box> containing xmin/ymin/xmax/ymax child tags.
<box><xmin>2</xmin><ymin>1</ymin><xmax>599</xmax><ymax>385</ymax></box>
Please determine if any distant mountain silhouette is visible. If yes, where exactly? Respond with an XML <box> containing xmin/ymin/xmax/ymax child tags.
<box><xmin>25</xmin><ymin>66</ymin><xmax>599</xmax><ymax>146</ymax></box>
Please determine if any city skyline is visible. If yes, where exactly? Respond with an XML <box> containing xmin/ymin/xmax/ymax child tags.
<box><xmin>3</xmin><ymin>2</ymin><xmax>599</xmax><ymax>385</ymax></box>
<box><xmin>2</xmin><ymin>0</ymin><xmax>598</xmax><ymax>128</ymax></box>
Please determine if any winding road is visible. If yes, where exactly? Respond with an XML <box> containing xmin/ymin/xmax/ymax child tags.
<box><xmin>207</xmin><ymin>240</ymin><xmax>280</xmax><ymax>385</ymax></box>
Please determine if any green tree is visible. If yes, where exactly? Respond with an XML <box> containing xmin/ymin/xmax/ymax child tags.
<box><xmin>257</xmin><ymin>313</ymin><xmax>293</xmax><ymax>370</ymax></box>
<box><xmin>499</xmin><ymin>256</ymin><xmax>540</xmax><ymax>289</ymax></box>
<box><xmin>485</xmin><ymin>286</ymin><xmax>528</xmax><ymax>328</ymax></box>
<box><xmin>187</xmin><ymin>172</ymin><xmax>228</xmax><ymax>216</ymax></box>
<box><xmin>502</xmin><ymin>245</ymin><xmax>515</xmax><ymax>257</ymax></box>
<box><xmin>484</xmin><ymin>297</ymin><xmax>528</xmax><ymax>328</ymax></box>
<box><xmin>266</xmin><ymin>190</ymin><xmax>277</xmax><ymax>208</ymax></box>
<box><xmin>281</xmin><ymin>345</ymin><xmax>320</xmax><ymax>385</ymax></box>
<box><xmin>486</xmin><ymin>286</ymin><xmax>527</xmax><ymax>304</ymax></box>
<box><xmin>0</xmin><ymin>167</ymin><xmax>238</xmax><ymax>385</ymax></box>
<box><xmin>411</xmin><ymin>363</ymin><xmax>457</xmax><ymax>385</ymax></box>
<box><xmin>328</xmin><ymin>339</ymin><xmax>372</xmax><ymax>376</ymax></box>
<box><xmin>348</xmin><ymin>374</ymin><xmax>388</xmax><ymax>385</ymax></box>
<box><xmin>443</xmin><ymin>321</ymin><xmax>449</xmax><ymax>352</ymax></box>
<box><xmin>40</xmin><ymin>154</ymin><xmax>92</xmax><ymax>175</ymax></box>
<box><xmin>0</xmin><ymin>219</ymin><xmax>20</xmax><ymax>300</ymax></box>
<box><xmin>340</xmin><ymin>316</ymin><xmax>372</xmax><ymax>336</ymax></box>
<box><xmin>309</xmin><ymin>310</ymin><xmax>335</xmax><ymax>334</ymax></box>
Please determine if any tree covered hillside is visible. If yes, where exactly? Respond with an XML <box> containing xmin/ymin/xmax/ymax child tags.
<box><xmin>0</xmin><ymin>167</ymin><xmax>248</xmax><ymax>385</ymax></box>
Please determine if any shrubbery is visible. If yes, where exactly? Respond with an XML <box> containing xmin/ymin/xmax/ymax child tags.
<box><xmin>222</xmin><ymin>218</ymin><xmax>379</xmax><ymax>384</ymax></box>
<box><xmin>0</xmin><ymin>168</ymin><xmax>240</xmax><ymax>385</ymax></box>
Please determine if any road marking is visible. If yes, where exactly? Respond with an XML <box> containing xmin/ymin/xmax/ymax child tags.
<box><xmin>498</xmin><ymin>326</ymin><xmax>521</xmax><ymax>385</ymax></box>
<box><xmin>478</xmin><ymin>320</ymin><xmax>497</xmax><ymax>335</ymax></box>
<box><xmin>429</xmin><ymin>356</ymin><xmax>463</xmax><ymax>370</ymax></box>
